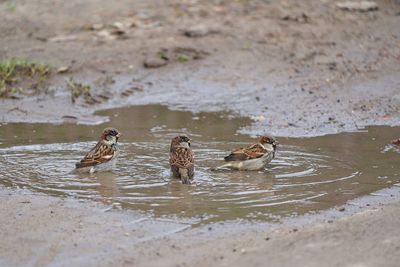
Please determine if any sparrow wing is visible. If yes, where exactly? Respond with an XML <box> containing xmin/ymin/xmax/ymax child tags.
<box><xmin>224</xmin><ymin>143</ymin><xmax>267</xmax><ymax>161</ymax></box>
<box><xmin>76</xmin><ymin>141</ymin><xmax>116</xmax><ymax>168</ymax></box>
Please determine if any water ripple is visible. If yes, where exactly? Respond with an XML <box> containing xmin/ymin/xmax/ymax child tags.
<box><xmin>0</xmin><ymin>139</ymin><xmax>366</xmax><ymax>223</ymax></box>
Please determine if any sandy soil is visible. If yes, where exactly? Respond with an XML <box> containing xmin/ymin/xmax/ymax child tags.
<box><xmin>1</xmin><ymin>1</ymin><xmax>400</xmax><ymax>266</ymax></box>
<box><xmin>1</xmin><ymin>186</ymin><xmax>400</xmax><ymax>267</ymax></box>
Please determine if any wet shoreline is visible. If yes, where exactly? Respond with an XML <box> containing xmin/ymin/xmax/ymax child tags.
<box><xmin>1</xmin><ymin>184</ymin><xmax>399</xmax><ymax>266</ymax></box>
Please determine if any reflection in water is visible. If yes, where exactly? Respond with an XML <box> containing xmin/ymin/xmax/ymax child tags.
<box><xmin>0</xmin><ymin>105</ymin><xmax>399</xmax><ymax>224</ymax></box>
<box><xmin>90</xmin><ymin>172</ymin><xmax>120</xmax><ymax>199</ymax></box>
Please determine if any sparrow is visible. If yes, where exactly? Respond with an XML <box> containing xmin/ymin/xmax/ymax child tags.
<box><xmin>169</xmin><ymin>135</ymin><xmax>195</xmax><ymax>184</ymax></box>
<box><xmin>218</xmin><ymin>136</ymin><xmax>278</xmax><ymax>171</ymax></box>
<box><xmin>75</xmin><ymin>127</ymin><xmax>121</xmax><ymax>173</ymax></box>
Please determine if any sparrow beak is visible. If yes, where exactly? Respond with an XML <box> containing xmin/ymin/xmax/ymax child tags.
<box><xmin>116</xmin><ymin>132</ymin><xmax>121</xmax><ymax>141</ymax></box>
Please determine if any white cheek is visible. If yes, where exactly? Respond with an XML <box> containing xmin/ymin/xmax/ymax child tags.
<box><xmin>107</xmin><ymin>136</ymin><xmax>117</xmax><ymax>143</ymax></box>
<box><xmin>180</xmin><ymin>142</ymin><xmax>190</xmax><ymax>149</ymax></box>
<box><xmin>264</xmin><ymin>144</ymin><xmax>274</xmax><ymax>151</ymax></box>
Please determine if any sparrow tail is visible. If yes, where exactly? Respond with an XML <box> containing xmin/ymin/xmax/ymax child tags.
<box><xmin>179</xmin><ymin>168</ymin><xmax>191</xmax><ymax>184</ymax></box>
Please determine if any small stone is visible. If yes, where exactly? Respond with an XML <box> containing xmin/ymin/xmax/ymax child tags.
<box><xmin>49</xmin><ymin>34</ymin><xmax>77</xmax><ymax>42</ymax></box>
<box><xmin>57</xmin><ymin>66</ymin><xmax>70</xmax><ymax>73</ymax></box>
<box><xmin>112</xmin><ymin>22</ymin><xmax>125</xmax><ymax>31</ymax></box>
<box><xmin>265</xmin><ymin>237</ymin><xmax>270</xmax><ymax>241</ymax></box>
<box><xmin>250</xmin><ymin>115</ymin><xmax>265</xmax><ymax>122</ymax></box>
<box><xmin>96</xmin><ymin>30</ymin><xmax>117</xmax><ymax>40</ymax></box>
<box><xmin>337</xmin><ymin>1</ymin><xmax>378</xmax><ymax>12</ymax></box>
<box><xmin>327</xmin><ymin>62</ymin><xmax>337</xmax><ymax>70</ymax></box>
<box><xmin>144</xmin><ymin>57</ymin><xmax>168</xmax><ymax>68</ymax></box>
<box><xmin>281</xmin><ymin>13</ymin><xmax>309</xmax><ymax>23</ymax></box>
<box><xmin>183</xmin><ymin>25</ymin><xmax>210</xmax><ymax>37</ymax></box>
<box><xmin>90</xmin><ymin>23</ymin><xmax>104</xmax><ymax>31</ymax></box>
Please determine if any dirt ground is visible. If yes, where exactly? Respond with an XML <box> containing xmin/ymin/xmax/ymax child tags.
<box><xmin>1</xmin><ymin>186</ymin><xmax>400</xmax><ymax>267</ymax></box>
<box><xmin>0</xmin><ymin>0</ymin><xmax>399</xmax><ymax>136</ymax></box>
<box><xmin>1</xmin><ymin>0</ymin><xmax>400</xmax><ymax>266</ymax></box>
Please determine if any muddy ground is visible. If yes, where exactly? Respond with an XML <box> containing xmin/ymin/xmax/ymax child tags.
<box><xmin>0</xmin><ymin>0</ymin><xmax>400</xmax><ymax>266</ymax></box>
<box><xmin>1</xmin><ymin>186</ymin><xmax>400</xmax><ymax>267</ymax></box>
<box><xmin>0</xmin><ymin>0</ymin><xmax>399</xmax><ymax>136</ymax></box>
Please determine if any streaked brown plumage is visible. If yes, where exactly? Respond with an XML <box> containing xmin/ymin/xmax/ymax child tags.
<box><xmin>220</xmin><ymin>136</ymin><xmax>278</xmax><ymax>171</ymax></box>
<box><xmin>75</xmin><ymin>127</ymin><xmax>121</xmax><ymax>173</ymax></box>
<box><xmin>169</xmin><ymin>135</ymin><xmax>194</xmax><ymax>184</ymax></box>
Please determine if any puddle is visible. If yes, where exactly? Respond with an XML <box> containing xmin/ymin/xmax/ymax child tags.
<box><xmin>0</xmin><ymin>105</ymin><xmax>399</xmax><ymax>224</ymax></box>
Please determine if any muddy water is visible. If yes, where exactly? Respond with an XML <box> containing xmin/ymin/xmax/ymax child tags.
<box><xmin>0</xmin><ymin>105</ymin><xmax>399</xmax><ymax>224</ymax></box>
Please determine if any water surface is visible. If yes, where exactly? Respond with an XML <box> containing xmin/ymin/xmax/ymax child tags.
<box><xmin>0</xmin><ymin>105</ymin><xmax>399</xmax><ymax>224</ymax></box>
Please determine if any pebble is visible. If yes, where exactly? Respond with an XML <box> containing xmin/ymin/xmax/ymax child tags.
<box><xmin>336</xmin><ymin>1</ymin><xmax>378</xmax><ymax>12</ymax></box>
<box><xmin>90</xmin><ymin>23</ymin><xmax>104</xmax><ymax>31</ymax></box>
<box><xmin>183</xmin><ymin>25</ymin><xmax>210</xmax><ymax>37</ymax></box>
<box><xmin>144</xmin><ymin>57</ymin><xmax>168</xmax><ymax>68</ymax></box>
<box><xmin>56</xmin><ymin>66</ymin><xmax>70</xmax><ymax>73</ymax></box>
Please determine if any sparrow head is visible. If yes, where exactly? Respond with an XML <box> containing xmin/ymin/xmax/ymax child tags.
<box><xmin>170</xmin><ymin>135</ymin><xmax>191</xmax><ymax>151</ymax></box>
<box><xmin>101</xmin><ymin>127</ymin><xmax>121</xmax><ymax>143</ymax></box>
<box><xmin>259</xmin><ymin>135</ymin><xmax>278</xmax><ymax>150</ymax></box>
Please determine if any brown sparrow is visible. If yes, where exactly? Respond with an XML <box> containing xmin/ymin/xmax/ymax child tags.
<box><xmin>75</xmin><ymin>127</ymin><xmax>121</xmax><ymax>173</ymax></box>
<box><xmin>169</xmin><ymin>135</ymin><xmax>195</xmax><ymax>184</ymax></box>
<box><xmin>219</xmin><ymin>136</ymin><xmax>278</xmax><ymax>171</ymax></box>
